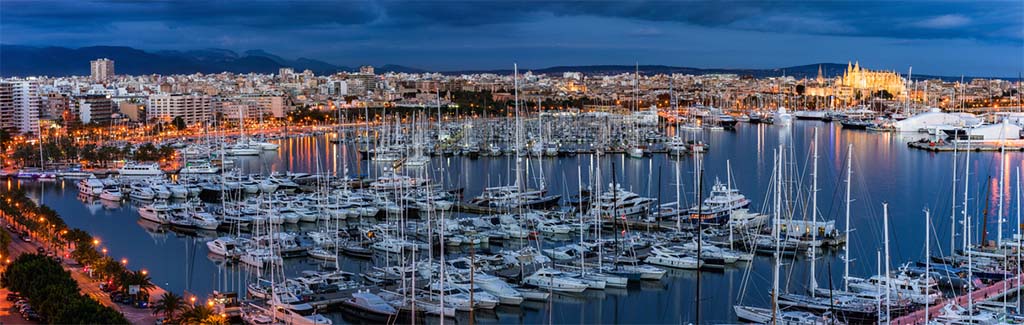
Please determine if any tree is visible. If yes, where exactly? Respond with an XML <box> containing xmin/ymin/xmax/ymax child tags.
<box><xmin>152</xmin><ymin>292</ymin><xmax>185</xmax><ymax>321</ymax></box>
<box><xmin>0</xmin><ymin>230</ymin><xmax>10</xmax><ymax>258</ymax></box>
<box><xmin>178</xmin><ymin>304</ymin><xmax>215</xmax><ymax>324</ymax></box>
<box><xmin>172</xmin><ymin>116</ymin><xmax>187</xmax><ymax>131</ymax></box>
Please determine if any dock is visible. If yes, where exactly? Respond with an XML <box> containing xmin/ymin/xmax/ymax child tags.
<box><xmin>892</xmin><ymin>274</ymin><xmax>1022</xmax><ymax>324</ymax></box>
<box><xmin>908</xmin><ymin>139</ymin><xmax>1024</xmax><ymax>152</ymax></box>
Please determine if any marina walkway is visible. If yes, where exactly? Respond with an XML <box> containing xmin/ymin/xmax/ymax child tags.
<box><xmin>892</xmin><ymin>275</ymin><xmax>1022</xmax><ymax>324</ymax></box>
<box><xmin>1</xmin><ymin>227</ymin><xmax>166</xmax><ymax>325</ymax></box>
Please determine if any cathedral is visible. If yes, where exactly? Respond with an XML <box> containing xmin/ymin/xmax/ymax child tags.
<box><xmin>839</xmin><ymin>61</ymin><xmax>906</xmax><ymax>98</ymax></box>
<box><xmin>805</xmin><ymin>62</ymin><xmax>907</xmax><ymax>101</ymax></box>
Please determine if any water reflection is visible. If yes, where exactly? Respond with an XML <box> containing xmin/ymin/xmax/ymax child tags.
<box><xmin>4</xmin><ymin>120</ymin><xmax>1024</xmax><ymax>323</ymax></box>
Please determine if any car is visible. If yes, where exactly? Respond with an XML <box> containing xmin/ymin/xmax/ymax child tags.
<box><xmin>20</xmin><ymin>236</ymin><xmax>31</xmax><ymax>242</ymax></box>
<box><xmin>6</xmin><ymin>293</ymin><xmax>20</xmax><ymax>301</ymax></box>
<box><xmin>36</xmin><ymin>247</ymin><xmax>45</xmax><ymax>254</ymax></box>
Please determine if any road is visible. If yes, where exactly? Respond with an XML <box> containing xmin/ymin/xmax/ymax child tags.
<box><xmin>2</xmin><ymin>227</ymin><xmax>163</xmax><ymax>325</ymax></box>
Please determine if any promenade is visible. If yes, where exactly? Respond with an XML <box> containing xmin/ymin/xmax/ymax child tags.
<box><xmin>1</xmin><ymin>226</ymin><xmax>166</xmax><ymax>325</ymax></box>
<box><xmin>893</xmin><ymin>275</ymin><xmax>1022</xmax><ymax>324</ymax></box>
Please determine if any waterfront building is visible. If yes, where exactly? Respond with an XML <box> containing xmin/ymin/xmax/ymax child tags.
<box><xmin>147</xmin><ymin>93</ymin><xmax>212</xmax><ymax>125</ymax></box>
<box><xmin>76</xmin><ymin>95</ymin><xmax>115</xmax><ymax>125</ymax></box>
<box><xmin>90</xmin><ymin>58</ymin><xmax>115</xmax><ymax>82</ymax></box>
<box><xmin>0</xmin><ymin>80</ymin><xmax>41</xmax><ymax>135</ymax></box>
<box><xmin>838</xmin><ymin>61</ymin><xmax>906</xmax><ymax>99</ymax></box>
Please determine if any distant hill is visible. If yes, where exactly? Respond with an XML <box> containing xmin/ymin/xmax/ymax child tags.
<box><xmin>0</xmin><ymin>45</ymin><xmax>349</xmax><ymax>76</ymax></box>
<box><xmin>0</xmin><ymin>45</ymin><xmax>999</xmax><ymax>81</ymax></box>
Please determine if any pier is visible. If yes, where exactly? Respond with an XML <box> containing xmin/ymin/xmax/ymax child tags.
<box><xmin>908</xmin><ymin>139</ymin><xmax>1024</xmax><ymax>152</ymax></box>
<box><xmin>892</xmin><ymin>274</ymin><xmax>1022</xmax><ymax>324</ymax></box>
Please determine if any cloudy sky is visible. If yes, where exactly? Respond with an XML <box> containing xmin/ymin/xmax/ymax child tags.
<box><xmin>2</xmin><ymin>1</ymin><xmax>1021</xmax><ymax>76</ymax></box>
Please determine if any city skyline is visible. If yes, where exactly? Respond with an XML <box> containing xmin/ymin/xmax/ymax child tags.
<box><xmin>1</xmin><ymin>0</ymin><xmax>1021</xmax><ymax>77</ymax></box>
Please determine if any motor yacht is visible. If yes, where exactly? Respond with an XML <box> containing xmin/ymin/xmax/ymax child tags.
<box><xmin>522</xmin><ymin>268</ymin><xmax>589</xmax><ymax>293</ymax></box>
<box><xmin>119</xmin><ymin>162</ymin><xmax>164</xmax><ymax>177</ymax></box>
<box><xmin>644</xmin><ymin>246</ymin><xmax>702</xmax><ymax>269</ymax></box>
<box><xmin>77</xmin><ymin>177</ymin><xmax>105</xmax><ymax>196</ymax></box>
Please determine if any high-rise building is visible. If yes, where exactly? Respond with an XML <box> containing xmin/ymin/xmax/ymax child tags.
<box><xmin>279</xmin><ymin>67</ymin><xmax>294</xmax><ymax>80</ymax></box>
<box><xmin>76</xmin><ymin>95</ymin><xmax>114</xmax><ymax>125</ymax></box>
<box><xmin>359</xmin><ymin>65</ymin><xmax>375</xmax><ymax>75</ymax></box>
<box><xmin>147</xmin><ymin>94</ymin><xmax>212</xmax><ymax>125</ymax></box>
<box><xmin>90</xmin><ymin>58</ymin><xmax>115</xmax><ymax>81</ymax></box>
<box><xmin>0</xmin><ymin>80</ymin><xmax>40</xmax><ymax>135</ymax></box>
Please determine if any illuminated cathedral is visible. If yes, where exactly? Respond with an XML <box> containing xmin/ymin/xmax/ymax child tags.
<box><xmin>806</xmin><ymin>62</ymin><xmax>907</xmax><ymax>101</ymax></box>
<box><xmin>839</xmin><ymin>61</ymin><xmax>906</xmax><ymax>98</ymax></box>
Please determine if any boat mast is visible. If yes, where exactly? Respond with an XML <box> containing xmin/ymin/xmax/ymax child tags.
<box><xmin>883</xmin><ymin>202</ymin><xmax>891</xmax><ymax>323</ymax></box>
<box><xmin>1017</xmin><ymin>166</ymin><xmax>1022</xmax><ymax>311</ymax></box>
<box><xmin>844</xmin><ymin>143</ymin><xmax>852</xmax><ymax>291</ymax></box>
<box><xmin>999</xmin><ymin>143</ymin><xmax>1005</xmax><ymax>247</ymax></box>
<box><xmin>771</xmin><ymin>147</ymin><xmax>781</xmax><ymax>324</ymax></box>
<box><xmin>810</xmin><ymin>128</ymin><xmax>819</xmax><ymax>297</ymax></box>
<box><xmin>513</xmin><ymin>63</ymin><xmax>523</xmax><ymax>194</ymax></box>
<box><xmin>924</xmin><ymin>208</ymin><xmax>931</xmax><ymax>324</ymax></box>
<box><xmin>951</xmin><ymin>141</ymin><xmax>958</xmax><ymax>259</ymax></box>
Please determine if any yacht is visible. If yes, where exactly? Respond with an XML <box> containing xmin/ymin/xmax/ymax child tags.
<box><xmin>99</xmin><ymin>187</ymin><xmax>123</xmax><ymax>201</ymax></box>
<box><xmin>469</xmin><ymin>185</ymin><xmax>561</xmax><ymax>209</ymax></box>
<box><xmin>644</xmin><ymin>246</ymin><xmax>702</xmax><ymax>269</ymax></box>
<box><xmin>129</xmin><ymin>183</ymin><xmax>156</xmax><ymax>200</ymax></box>
<box><xmin>522</xmin><ymin>268</ymin><xmax>589</xmax><ymax>293</ymax></box>
<box><xmin>225</xmin><ymin>143</ymin><xmax>260</xmax><ymax>156</ymax></box>
<box><xmin>461</xmin><ymin>272</ymin><xmax>523</xmax><ymax>305</ymax></box>
<box><xmin>340</xmin><ymin>291</ymin><xmax>397</xmax><ymax>318</ymax></box>
<box><xmin>687</xmin><ymin>178</ymin><xmax>751</xmax><ymax>225</ymax></box>
<box><xmin>733</xmin><ymin>305</ymin><xmax>831</xmax><ymax>324</ymax></box>
<box><xmin>138</xmin><ymin>202</ymin><xmax>174</xmax><ymax>224</ymax></box>
<box><xmin>592</xmin><ymin>184</ymin><xmax>656</xmax><ymax>219</ymax></box>
<box><xmin>77</xmin><ymin>177</ymin><xmax>105</xmax><ymax>196</ymax></box>
<box><xmin>308</xmin><ymin>247</ymin><xmax>337</xmax><ymax>261</ymax></box>
<box><xmin>847</xmin><ymin>272</ymin><xmax>941</xmax><ymax>305</ymax></box>
<box><xmin>206</xmin><ymin>237</ymin><xmax>242</xmax><ymax>258</ymax></box>
<box><xmin>240</xmin><ymin>248</ymin><xmax>282</xmax><ymax>267</ymax></box>
<box><xmin>773</xmin><ymin>107</ymin><xmax>794</xmax><ymax>126</ymax></box>
<box><xmin>179</xmin><ymin>160</ymin><xmax>220</xmax><ymax>174</ymax></box>
<box><xmin>271</xmin><ymin>301</ymin><xmax>333</xmax><ymax>325</ymax></box>
<box><xmin>369</xmin><ymin>172</ymin><xmax>428</xmax><ymax>191</ymax></box>
<box><xmin>119</xmin><ymin>162</ymin><xmax>164</xmax><ymax>177</ymax></box>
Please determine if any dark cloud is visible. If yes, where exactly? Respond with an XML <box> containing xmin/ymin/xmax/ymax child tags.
<box><xmin>0</xmin><ymin>0</ymin><xmax>1020</xmax><ymax>75</ymax></box>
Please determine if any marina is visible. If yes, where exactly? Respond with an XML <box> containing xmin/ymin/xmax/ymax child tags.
<box><xmin>4</xmin><ymin>115</ymin><xmax>1023</xmax><ymax>324</ymax></box>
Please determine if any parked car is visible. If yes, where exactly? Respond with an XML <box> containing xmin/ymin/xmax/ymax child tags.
<box><xmin>20</xmin><ymin>235</ymin><xmax>31</xmax><ymax>242</ymax></box>
<box><xmin>6</xmin><ymin>293</ymin><xmax>21</xmax><ymax>301</ymax></box>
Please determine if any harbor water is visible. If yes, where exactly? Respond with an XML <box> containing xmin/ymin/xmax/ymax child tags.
<box><xmin>4</xmin><ymin>120</ymin><xmax>1020</xmax><ymax>324</ymax></box>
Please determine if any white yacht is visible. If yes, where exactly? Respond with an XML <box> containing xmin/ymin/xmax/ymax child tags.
<box><xmin>644</xmin><ymin>246</ymin><xmax>702</xmax><ymax>269</ymax></box>
<box><xmin>239</xmin><ymin>248</ymin><xmax>282</xmax><ymax>267</ymax></box>
<box><xmin>206</xmin><ymin>237</ymin><xmax>242</xmax><ymax>258</ymax></box>
<box><xmin>463</xmin><ymin>272</ymin><xmax>523</xmax><ymax>305</ymax></box>
<box><xmin>119</xmin><ymin>162</ymin><xmax>164</xmax><ymax>176</ymax></box>
<box><xmin>773</xmin><ymin>106</ymin><xmax>794</xmax><ymax>126</ymax></box>
<box><xmin>369</xmin><ymin>172</ymin><xmax>428</xmax><ymax>191</ymax></box>
<box><xmin>593</xmin><ymin>184</ymin><xmax>656</xmax><ymax>219</ymax></box>
<box><xmin>340</xmin><ymin>291</ymin><xmax>397</xmax><ymax>317</ymax></box>
<box><xmin>179</xmin><ymin>160</ymin><xmax>220</xmax><ymax>174</ymax></box>
<box><xmin>847</xmin><ymin>272</ymin><xmax>941</xmax><ymax>305</ymax></box>
<box><xmin>99</xmin><ymin>187</ymin><xmax>123</xmax><ymax>201</ymax></box>
<box><xmin>522</xmin><ymin>268</ymin><xmax>588</xmax><ymax>293</ymax></box>
<box><xmin>687</xmin><ymin>178</ymin><xmax>751</xmax><ymax>225</ymax></box>
<box><xmin>77</xmin><ymin>177</ymin><xmax>105</xmax><ymax>196</ymax></box>
<box><xmin>138</xmin><ymin>202</ymin><xmax>174</xmax><ymax>224</ymax></box>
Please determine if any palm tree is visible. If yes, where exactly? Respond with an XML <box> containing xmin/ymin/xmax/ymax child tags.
<box><xmin>152</xmin><ymin>292</ymin><xmax>185</xmax><ymax>321</ymax></box>
<box><xmin>178</xmin><ymin>304</ymin><xmax>215</xmax><ymax>324</ymax></box>
<box><xmin>129</xmin><ymin>270</ymin><xmax>155</xmax><ymax>298</ymax></box>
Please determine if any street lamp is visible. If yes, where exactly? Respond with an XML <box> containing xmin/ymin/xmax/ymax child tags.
<box><xmin>121</xmin><ymin>258</ymin><xmax>127</xmax><ymax>266</ymax></box>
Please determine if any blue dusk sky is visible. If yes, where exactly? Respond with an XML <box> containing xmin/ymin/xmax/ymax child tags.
<box><xmin>1</xmin><ymin>0</ymin><xmax>1022</xmax><ymax>77</ymax></box>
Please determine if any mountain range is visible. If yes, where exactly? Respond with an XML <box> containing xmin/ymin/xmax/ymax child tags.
<box><xmin>0</xmin><ymin>45</ymin><xmax>989</xmax><ymax>81</ymax></box>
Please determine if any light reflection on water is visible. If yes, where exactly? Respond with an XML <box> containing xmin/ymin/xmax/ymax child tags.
<box><xmin>4</xmin><ymin>120</ymin><xmax>1022</xmax><ymax>324</ymax></box>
